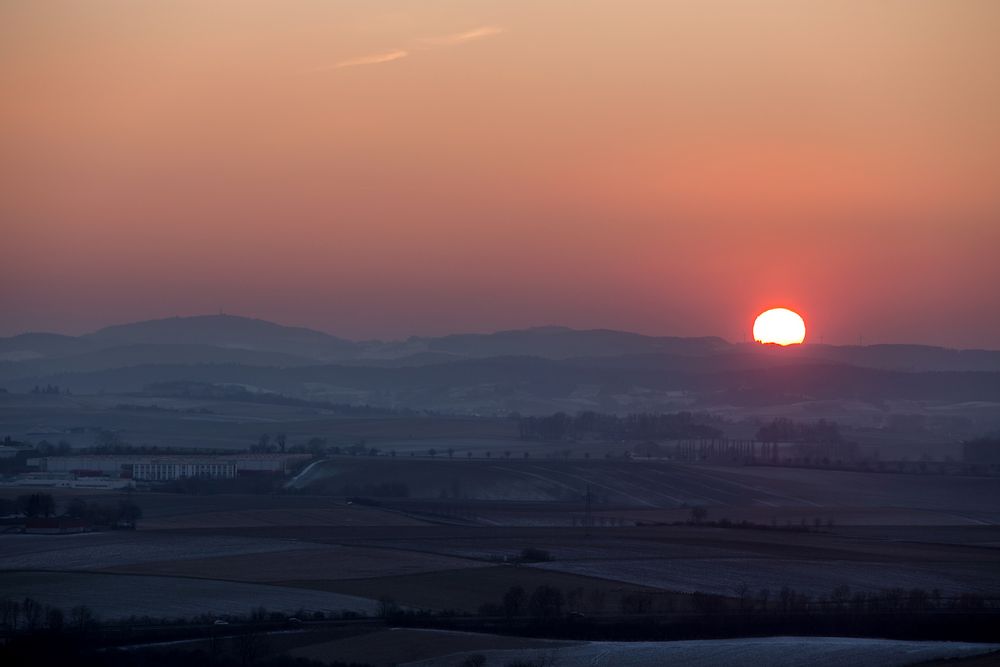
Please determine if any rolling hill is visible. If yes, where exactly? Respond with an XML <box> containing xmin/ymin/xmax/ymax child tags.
<box><xmin>1</xmin><ymin>315</ymin><xmax>999</xmax><ymax>417</ymax></box>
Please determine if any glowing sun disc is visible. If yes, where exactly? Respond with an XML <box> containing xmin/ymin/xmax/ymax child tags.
<box><xmin>753</xmin><ymin>308</ymin><xmax>806</xmax><ymax>345</ymax></box>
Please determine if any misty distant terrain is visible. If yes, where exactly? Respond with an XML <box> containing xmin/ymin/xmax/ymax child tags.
<box><xmin>2</xmin><ymin>315</ymin><xmax>999</xmax><ymax>431</ymax></box>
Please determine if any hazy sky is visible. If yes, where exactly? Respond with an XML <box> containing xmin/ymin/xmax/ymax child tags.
<box><xmin>2</xmin><ymin>1</ymin><xmax>999</xmax><ymax>346</ymax></box>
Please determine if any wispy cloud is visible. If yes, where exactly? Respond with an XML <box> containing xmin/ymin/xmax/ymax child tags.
<box><xmin>317</xmin><ymin>25</ymin><xmax>502</xmax><ymax>73</ymax></box>
<box><xmin>422</xmin><ymin>26</ymin><xmax>504</xmax><ymax>46</ymax></box>
<box><xmin>328</xmin><ymin>49</ymin><xmax>409</xmax><ymax>70</ymax></box>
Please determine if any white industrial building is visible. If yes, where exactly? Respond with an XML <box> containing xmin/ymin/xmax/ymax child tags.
<box><xmin>35</xmin><ymin>453</ymin><xmax>309</xmax><ymax>481</ymax></box>
<box><xmin>131</xmin><ymin>459</ymin><xmax>237</xmax><ymax>481</ymax></box>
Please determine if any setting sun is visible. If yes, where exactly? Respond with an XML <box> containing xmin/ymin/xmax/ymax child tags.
<box><xmin>753</xmin><ymin>308</ymin><xmax>806</xmax><ymax>346</ymax></box>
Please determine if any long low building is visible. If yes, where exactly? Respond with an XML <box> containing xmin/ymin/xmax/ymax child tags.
<box><xmin>131</xmin><ymin>459</ymin><xmax>237</xmax><ymax>481</ymax></box>
<box><xmin>35</xmin><ymin>453</ymin><xmax>310</xmax><ymax>481</ymax></box>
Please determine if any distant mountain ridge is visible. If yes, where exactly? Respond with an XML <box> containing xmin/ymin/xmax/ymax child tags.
<box><xmin>0</xmin><ymin>332</ymin><xmax>95</xmax><ymax>362</ymax></box>
<box><xmin>416</xmin><ymin>326</ymin><xmax>730</xmax><ymax>359</ymax></box>
<box><xmin>2</xmin><ymin>314</ymin><xmax>1000</xmax><ymax>390</ymax></box>
<box><xmin>86</xmin><ymin>315</ymin><xmax>357</xmax><ymax>361</ymax></box>
<box><xmin>0</xmin><ymin>343</ymin><xmax>316</xmax><ymax>378</ymax></box>
<box><xmin>2</xmin><ymin>314</ymin><xmax>1000</xmax><ymax>416</ymax></box>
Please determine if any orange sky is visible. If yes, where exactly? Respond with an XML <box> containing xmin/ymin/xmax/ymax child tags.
<box><xmin>2</xmin><ymin>1</ymin><xmax>999</xmax><ymax>346</ymax></box>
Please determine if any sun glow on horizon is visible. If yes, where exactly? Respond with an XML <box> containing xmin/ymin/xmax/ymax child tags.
<box><xmin>753</xmin><ymin>308</ymin><xmax>806</xmax><ymax>346</ymax></box>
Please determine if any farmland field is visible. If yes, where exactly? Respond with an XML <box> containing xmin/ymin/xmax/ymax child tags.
<box><xmin>101</xmin><ymin>544</ymin><xmax>491</xmax><ymax>582</ymax></box>
<box><xmin>532</xmin><ymin>557</ymin><xmax>1000</xmax><ymax>597</ymax></box>
<box><xmin>139</xmin><ymin>505</ymin><xmax>431</xmax><ymax>530</ymax></box>
<box><xmin>295</xmin><ymin>458</ymin><xmax>1000</xmax><ymax>521</ymax></box>
<box><xmin>402</xmin><ymin>637</ymin><xmax>1000</xmax><ymax>667</ymax></box>
<box><xmin>276</xmin><ymin>565</ymin><xmax>673</xmax><ymax>613</ymax></box>
<box><xmin>0</xmin><ymin>490</ymin><xmax>433</xmax><ymax>528</ymax></box>
<box><xmin>0</xmin><ymin>532</ymin><xmax>306</xmax><ymax>570</ymax></box>
<box><xmin>3</xmin><ymin>433</ymin><xmax>999</xmax><ymax>653</ymax></box>
<box><xmin>0</xmin><ymin>393</ymin><xmax>519</xmax><ymax>450</ymax></box>
<box><xmin>5</xmin><ymin>493</ymin><xmax>997</xmax><ymax>616</ymax></box>
<box><xmin>287</xmin><ymin>628</ymin><xmax>573</xmax><ymax>666</ymax></box>
<box><xmin>0</xmin><ymin>571</ymin><xmax>379</xmax><ymax>619</ymax></box>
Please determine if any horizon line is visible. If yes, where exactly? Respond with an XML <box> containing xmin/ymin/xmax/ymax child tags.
<box><xmin>2</xmin><ymin>312</ymin><xmax>997</xmax><ymax>352</ymax></box>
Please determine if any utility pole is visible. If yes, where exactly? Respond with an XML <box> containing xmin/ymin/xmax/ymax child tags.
<box><xmin>584</xmin><ymin>484</ymin><xmax>593</xmax><ymax>537</ymax></box>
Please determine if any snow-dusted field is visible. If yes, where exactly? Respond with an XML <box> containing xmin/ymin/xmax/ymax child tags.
<box><xmin>0</xmin><ymin>571</ymin><xmax>377</xmax><ymax>620</ymax></box>
<box><xmin>532</xmin><ymin>557</ymin><xmax>1000</xmax><ymax>596</ymax></box>
<box><xmin>404</xmin><ymin>636</ymin><xmax>1000</xmax><ymax>667</ymax></box>
<box><xmin>377</xmin><ymin>536</ymin><xmax>760</xmax><ymax>562</ymax></box>
<box><xmin>0</xmin><ymin>532</ymin><xmax>304</xmax><ymax>570</ymax></box>
<box><xmin>103</xmin><ymin>544</ymin><xmax>491</xmax><ymax>582</ymax></box>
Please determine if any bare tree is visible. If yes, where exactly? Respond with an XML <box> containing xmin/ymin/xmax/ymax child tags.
<box><xmin>587</xmin><ymin>588</ymin><xmax>607</xmax><ymax>614</ymax></box>
<box><xmin>503</xmin><ymin>586</ymin><xmax>526</xmax><ymax>618</ymax></box>
<box><xmin>235</xmin><ymin>629</ymin><xmax>269</xmax><ymax>666</ymax></box>
<box><xmin>734</xmin><ymin>582</ymin><xmax>751</xmax><ymax>611</ymax></box>
<box><xmin>46</xmin><ymin>607</ymin><xmax>64</xmax><ymax>632</ymax></box>
<box><xmin>21</xmin><ymin>597</ymin><xmax>42</xmax><ymax>632</ymax></box>
<box><xmin>377</xmin><ymin>596</ymin><xmax>399</xmax><ymax>618</ymax></box>
<box><xmin>70</xmin><ymin>605</ymin><xmax>97</xmax><ymax>634</ymax></box>
<box><xmin>0</xmin><ymin>599</ymin><xmax>20</xmax><ymax>631</ymax></box>
<box><xmin>18</xmin><ymin>493</ymin><xmax>55</xmax><ymax>518</ymax></box>
<box><xmin>528</xmin><ymin>585</ymin><xmax>564</xmax><ymax>618</ymax></box>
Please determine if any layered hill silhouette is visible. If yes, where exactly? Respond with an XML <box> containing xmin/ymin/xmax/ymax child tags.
<box><xmin>2</xmin><ymin>314</ymin><xmax>999</xmax><ymax>411</ymax></box>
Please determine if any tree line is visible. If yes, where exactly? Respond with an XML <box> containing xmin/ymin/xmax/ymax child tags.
<box><xmin>0</xmin><ymin>598</ymin><xmax>366</xmax><ymax>667</ymax></box>
<box><xmin>30</xmin><ymin>384</ymin><xmax>70</xmax><ymax>395</ymax></box>
<box><xmin>518</xmin><ymin>411</ymin><xmax>723</xmax><ymax>442</ymax></box>
<box><xmin>1</xmin><ymin>597</ymin><xmax>98</xmax><ymax>635</ymax></box>
<box><xmin>463</xmin><ymin>582</ymin><xmax>994</xmax><ymax>621</ymax></box>
<box><xmin>0</xmin><ymin>493</ymin><xmax>141</xmax><ymax>528</ymax></box>
<box><xmin>386</xmin><ymin>583</ymin><xmax>999</xmax><ymax>645</ymax></box>
<box><xmin>755</xmin><ymin>417</ymin><xmax>842</xmax><ymax>443</ymax></box>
